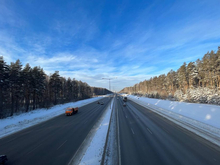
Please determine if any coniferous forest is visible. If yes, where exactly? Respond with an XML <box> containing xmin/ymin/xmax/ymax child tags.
<box><xmin>0</xmin><ymin>56</ymin><xmax>111</xmax><ymax>118</ymax></box>
<box><xmin>120</xmin><ymin>46</ymin><xmax>220</xmax><ymax>105</ymax></box>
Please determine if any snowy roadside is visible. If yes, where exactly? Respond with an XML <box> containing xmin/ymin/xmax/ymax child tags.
<box><xmin>0</xmin><ymin>97</ymin><xmax>105</xmax><ymax>139</ymax></box>
<box><xmin>125</xmin><ymin>95</ymin><xmax>220</xmax><ymax>146</ymax></box>
<box><xmin>77</xmin><ymin>98</ymin><xmax>114</xmax><ymax>165</ymax></box>
<box><xmin>102</xmin><ymin>98</ymin><xmax>118</xmax><ymax>165</ymax></box>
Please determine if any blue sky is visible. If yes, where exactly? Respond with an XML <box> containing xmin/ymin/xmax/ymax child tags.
<box><xmin>1</xmin><ymin>0</ymin><xmax>220</xmax><ymax>91</ymax></box>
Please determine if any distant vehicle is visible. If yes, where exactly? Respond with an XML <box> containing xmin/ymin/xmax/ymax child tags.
<box><xmin>0</xmin><ymin>155</ymin><xmax>8</xmax><ymax>164</ymax></box>
<box><xmin>97</xmin><ymin>101</ymin><xmax>100</xmax><ymax>104</ymax></box>
<box><xmin>123</xmin><ymin>103</ymin><xmax>126</xmax><ymax>107</ymax></box>
<box><xmin>100</xmin><ymin>102</ymin><xmax>104</xmax><ymax>105</ymax></box>
<box><xmin>123</xmin><ymin>97</ymin><xmax>127</xmax><ymax>102</ymax></box>
<box><xmin>65</xmin><ymin>107</ymin><xmax>78</xmax><ymax>116</ymax></box>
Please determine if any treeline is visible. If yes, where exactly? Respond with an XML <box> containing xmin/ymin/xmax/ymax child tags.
<box><xmin>0</xmin><ymin>57</ymin><xmax>111</xmax><ymax>118</ymax></box>
<box><xmin>120</xmin><ymin>46</ymin><xmax>220</xmax><ymax>99</ymax></box>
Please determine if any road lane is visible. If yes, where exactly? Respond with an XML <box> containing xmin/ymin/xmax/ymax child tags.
<box><xmin>117</xmin><ymin>97</ymin><xmax>220</xmax><ymax>165</ymax></box>
<box><xmin>0</xmin><ymin>97</ymin><xmax>112</xmax><ymax>165</ymax></box>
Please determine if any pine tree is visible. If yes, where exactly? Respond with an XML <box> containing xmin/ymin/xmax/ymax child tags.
<box><xmin>9</xmin><ymin>59</ymin><xmax>22</xmax><ymax>116</ymax></box>
<box><xmin>22</xmin><ymin>63</ymin><xmax>32</xmax><ymax>112</ymax></box>
<box><xmin>0</xmin><ymin>56</ymin><xmax>10</xmax><ymax>118</ymax></box>
<box><xmin>177</xmin><ymin>62</ymin><xmax>187</xmax><ymax>92</ymax></box>
<box><xmin>186</xmin><ymin>62</ymin><xmax>199</xmax><ymax>88</ymax></box>
<box><xmin>66</xmin><ymin>77</ymin><xmax>73</xmax><ymax>101</ymax></box>
<box><xmin>72</xmin><ymin>79</ymin><xmax>79</xmax><ymax>100</ymax></box>
<box><xmin>216</xmin><ymin>47</ymin><xmax>220</xmax><ymax>88</ymax></box>
<box><xmin>49</xmin><ymin>71</ymin><xmax>62</xmax><ymax>105</ymax></box>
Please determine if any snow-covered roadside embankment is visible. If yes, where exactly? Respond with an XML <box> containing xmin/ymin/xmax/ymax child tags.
<box><xmin>0</xmin><ymin>97</ymin><xmax>105</xmax><ymax>139</ymax></box>
<box><xmin>127</xmin><ymin>95</ymin><xmax>220</xmax><ymax>146</ymax></box>
<box><xmin>77</xmin><ymin>98</ymin><xmax>114</xmax><ymax>165</ymax></box>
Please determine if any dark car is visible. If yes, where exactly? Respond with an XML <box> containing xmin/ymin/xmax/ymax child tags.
<box><xmin>123</xmin><ymin>97</ymin><xmax>127</xmax><ymax>102</ymax></box>
<box><xmin>0</xmin><ymin>155</ymin><xmax>8</xmax><ymax>164</ymax></box>
<box><xmin>97</xmin><ymin>101</ymin><xmax>100</xmax><ymax>104</ymax></box>
<box><xmin>100</xmin><ymin>102</ymin><xmax>104</xmax><ymax>105</ymax></box>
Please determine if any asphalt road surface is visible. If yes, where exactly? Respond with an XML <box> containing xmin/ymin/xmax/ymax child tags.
<box><xmin>0</xmin><ymin>97</ymin><xmax>111</xmax><ymax>165</ymax></box>
<box><xmin>116</xmin><ymin>96</ymin><xmax>220</xmax><ymax>165</ymax></box>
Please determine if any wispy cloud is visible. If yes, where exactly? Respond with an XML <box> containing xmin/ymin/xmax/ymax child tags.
<box><xmin>0</xmin><ymin>0</ymin><xmax>26</xmax><ymax>28</ymax></box>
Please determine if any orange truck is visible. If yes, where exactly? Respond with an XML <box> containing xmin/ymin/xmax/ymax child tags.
<box><xmin>65</xmin><ymin>107</ymin><xmax>79</xmax><ymax>116</ymax></box>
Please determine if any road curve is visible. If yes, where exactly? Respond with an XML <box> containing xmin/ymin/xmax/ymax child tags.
<box><xmin>116</xmin><ymin>96</ymin><xmax>220</xmax><ymax>165</ymax></box>
<box><xmin>0</xmin><ymin>97</ymin><xmax>111</xmax><ymax>165</ymax></box>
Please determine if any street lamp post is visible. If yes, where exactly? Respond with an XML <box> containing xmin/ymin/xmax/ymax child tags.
<box><xmin>102</xmin><ymin>77</ymin><xmax>117</xmax><ymax>109</ymax></box>
<box><xmin>102</xmin><ymin>78</ymin><xmax>115</xmax><ymax>92</ymax></box>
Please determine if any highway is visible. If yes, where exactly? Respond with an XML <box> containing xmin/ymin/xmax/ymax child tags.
<box><xmin>116</xmin><ymin>96</ymin><xmax>220</xmax><ymax>165</ymax></box>
<box><xmin>0</xmin><ymin>97</ymin><xmax>111</xmax><ymax>165</ymax></box>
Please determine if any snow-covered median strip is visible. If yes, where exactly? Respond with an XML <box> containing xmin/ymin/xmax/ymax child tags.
<box><xmin>0</xmin><ymin>97</ymin><xmax>103</xmax><ymax>139</ymax></box>
<box><xmin>126</xmin><ymin>95</ymin><xmax>220</xmax><ymax>146</ymax></box>
<box><xmin>78</xmin><ymin>99</ymin><xmax>114</xmax><ymax>165</ymax></box>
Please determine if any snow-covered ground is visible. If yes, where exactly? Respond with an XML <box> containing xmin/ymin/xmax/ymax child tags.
<box><xmin>126</xmin><ymin>95</ymin><xmax>220</xmax><ymax>146</ymax></box>
<box><xmin>78</xmin><ymin>98</ymin><xmax>114</xmax><ymax>165</ymax></box>
<box><xmin>0</xmin><ymin>96</ymin><xmax>105</xmax><ymax>139</ymax></box>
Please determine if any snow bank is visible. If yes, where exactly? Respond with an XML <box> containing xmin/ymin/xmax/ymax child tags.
<box><xmin>129</xmin><ymin>95</ymin><xmax>220</xmax><ymax>129</ymax></box>
<box><xmin>79</xmin><ymin>99</ymin><xmax>114</xmax><ymax>165</ymax></box>
<box><xmin>174</xmin><ymin>87</ymin><xmax>220</xmax><ymax>105</ymax></box>
<box><xmin>0</xmin><ymin>97</ymin><xmax>103</xmax><ymax>139</ymax></box>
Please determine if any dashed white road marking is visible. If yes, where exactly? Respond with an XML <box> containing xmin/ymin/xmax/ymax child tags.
<box><xmin>131</xmin><ymin>128</ymin><xmax>135</xmax><ymax>134</ymax></box>
<box><xmin>26</xmin><ymin>144</ymin><xmax>42</xmax><ymax>155</ymax></box>
<box><xmin>147</xmin><ymin>128</ymin><xmax>153</xmax><ymax>134</ymax></box>
<box><xmin>57</xmin><ymin>140</ymin><xmax>67</xmax><ymax>150</ymax></box>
